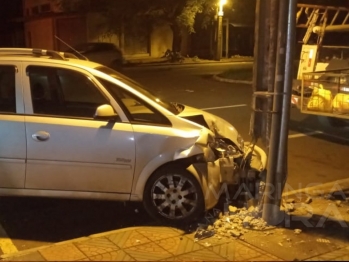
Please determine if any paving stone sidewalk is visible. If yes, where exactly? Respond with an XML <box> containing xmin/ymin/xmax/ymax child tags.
<box><xmin>1</xmin><ymin>179</ymin><xmax>349</xmax><ymax>261</ymax></box>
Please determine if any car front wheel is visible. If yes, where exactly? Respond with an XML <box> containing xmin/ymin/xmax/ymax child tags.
<box><xmin>143</xmin><ymin>167</ymin><xmax>205</xmax><ymax>224</ymax></box>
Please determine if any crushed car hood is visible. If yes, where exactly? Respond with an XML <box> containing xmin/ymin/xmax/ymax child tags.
<box><xmin>177</xmin><ymin>104</ymin><xmax>241</xmax><ymax>147</ymax></box>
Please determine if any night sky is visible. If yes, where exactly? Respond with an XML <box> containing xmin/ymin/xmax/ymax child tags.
<box><xmin>0</xmin><ymin>0</ymin><xmax>22</xmax><ymax>21</ymax></box>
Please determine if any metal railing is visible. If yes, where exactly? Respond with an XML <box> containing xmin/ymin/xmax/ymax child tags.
<box><xmin>300</xmin><ymin>68</ymin><xmax>349</xmax><ymax>119</ymax></box>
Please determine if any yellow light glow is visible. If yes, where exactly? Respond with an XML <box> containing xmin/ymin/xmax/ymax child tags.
<box><xmin>220</xmin><ymin>0</ymin><xmax>227</xmax><ymax>5</ymax></box>
<box><xmin>309</xmin><ymin>49</ymin><xmax>314</xmax><ymax>59</ymax></box>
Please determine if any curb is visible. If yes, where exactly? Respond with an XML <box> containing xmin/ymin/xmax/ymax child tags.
<box><xmin>125</xmin><ymin>59</ymin><xmax>254</xmax><ymax>68</ymax></box>
<box><xmin>282</xmin><ymin>178</ymin><xmax>349</xmax><ymax>197</ymax></box>
<box><xmin>2</xmin><ymin>179</ymin><xmax>349</xmax><ymax>260</ymax></box>
<box><xmin>213</xmin><ymin>74</ymin><xmax>253</xmax><ymax>84</ymax></box>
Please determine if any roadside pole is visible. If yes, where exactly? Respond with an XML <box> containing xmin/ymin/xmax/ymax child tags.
<box><xmin>251</xmin><ymin>0</ymin><xmax>297</xmax><ymax>224</ymax></box>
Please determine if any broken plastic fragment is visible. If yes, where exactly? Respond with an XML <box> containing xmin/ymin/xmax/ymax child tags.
<box><xmin>194</xmin><ymin>229</ymin><xmax>215</xmax><ymax>241</ymax></box>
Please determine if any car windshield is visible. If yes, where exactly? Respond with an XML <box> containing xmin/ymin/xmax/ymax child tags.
<box><xmin>95</xmin><ymin>66</ymin><xmax>182</xmax><ymax>115</ymax></box>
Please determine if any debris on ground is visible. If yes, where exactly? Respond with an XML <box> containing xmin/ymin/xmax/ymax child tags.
<box><xmin>194</xmin><ymin>229</ymin><xmax>215</xmax><ymax>241</ymax></box>
<box><xmin>335</xmin><ymin>200</ymin><xmax>342</xmax><ymax>207</ymax></box>
<box><xmin>194</xmin><ymin>205</ymin><xmax>275</xmax><ymax>241</ymax></box>
<box><xmin>231</xmin><ymin>230</ymin><xmax>242</xmax><ymax>237</ymax></box>
<box><xmin>305</xmin><ymin>197</ymin><xmax>312</xmax><ymax>204</ymax></box>
<box><xmin>324</xmin><ymin>194</ymin><xmax>335</xmax><ymax>200</ymax></box>
<box><xmin>229</xmin><ymin>206</ymin><xmax>238</xmax><ymax>213</ymax></box>
<box><xmin>193</xmin><ymin>194</ymin><xmax>344</xmax><ymax>242</ymax></box>
<box><xmin>284</xmin><ymin>203</ymin><xmax>295</xmax><ymax>212</ymax></box>
<box><xmin>294</xmin><ymin>229</ymin><xmax>302</xmax><ymax>234</ymax></box>
<box><xmin>316</xmin><ymin>238</ymin><xmax>331</xmax><ymax>243</ymax></box>
<box><xmin>285</xmin><ymin>198</ymin><xmax>295</xmax><ymax>204</ymax></box>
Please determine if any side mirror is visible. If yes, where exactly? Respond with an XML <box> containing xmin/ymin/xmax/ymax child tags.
<box><xmin>94</xmin><ymin>104</ymin><xmax>117</xmax><ymax>120</ymax></box>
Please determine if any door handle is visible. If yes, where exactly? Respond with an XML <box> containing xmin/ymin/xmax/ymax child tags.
<box><xmin>32</xmin><ymin>131</ymin><xmax>50</xmax><ymax>142</ymax></box>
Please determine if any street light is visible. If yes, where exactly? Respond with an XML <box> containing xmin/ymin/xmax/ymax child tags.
<box><xmin>216</xmin><ymin>0</ymin><xmax>227</xmax><ymax>61</ymax></box>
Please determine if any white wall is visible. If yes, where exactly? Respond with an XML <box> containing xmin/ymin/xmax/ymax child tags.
<box><xmin>85</xmin><ymin>13</ymin><xmax>120</xmax><ymax>45</ymax></box>
<box><xmin>150</xmin><ymin>24</ymin><xmax>173</xmax><ymax>58</ymax></box>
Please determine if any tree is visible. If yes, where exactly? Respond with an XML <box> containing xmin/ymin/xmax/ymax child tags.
<box><xmin>229</xmin><ymin>0</ymin><xmax>256</xmax><ymax>25</ymax></box>
<box><xmin>52</xmin><ymin>0</ymin><xmax>218</xmax><ymax>53</ymax></box>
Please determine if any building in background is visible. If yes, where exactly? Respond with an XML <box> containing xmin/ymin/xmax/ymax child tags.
<box><xmin>22</xmin><ymin>0</ymin><xmax>181</xmax><ymax>59</ymax></box>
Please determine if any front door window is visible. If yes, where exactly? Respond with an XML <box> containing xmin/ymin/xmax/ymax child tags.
<box><xmin>28</xmin><ymin>66</ymin><xmax>110</xmax><ymax>118</ymax></box>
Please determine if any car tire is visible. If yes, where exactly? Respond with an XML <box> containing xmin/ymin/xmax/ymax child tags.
<box><xmin>143</xmin><ymin>166</ymin><xmax>205</xmax><ymax>224</ymax></box>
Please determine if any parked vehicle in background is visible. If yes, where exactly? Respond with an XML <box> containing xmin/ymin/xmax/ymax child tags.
<box><xmin>0</xmin><ymin>48</ymin><xmax>267</xmax><ymax>224</ymax></box>
<box><xmin>66</xmin><ymin>42</ymin><xmax>125</xmax><ymax>70</ymax></box>
<box><xmin>291</xmin><ymin>4</ymin><xmax>349</xmax><ymax>127</ymax></box>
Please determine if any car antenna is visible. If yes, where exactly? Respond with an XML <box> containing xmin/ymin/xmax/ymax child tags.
<box><xmin>54</xmin><ymin>35</ymin><xmax>88</xmax><ymax>61</ymax></box>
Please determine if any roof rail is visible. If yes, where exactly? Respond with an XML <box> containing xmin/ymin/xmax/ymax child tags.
<box><xmin>0</xmin><ymin>48</ymin><xmax>67</xmax><ymax>60</ymax></box>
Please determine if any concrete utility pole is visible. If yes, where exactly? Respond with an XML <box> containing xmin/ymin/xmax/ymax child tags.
<box><xmin>251</xmin><ymin>0</ymin><xmax>297</xmax><ymax>225</ymax></box>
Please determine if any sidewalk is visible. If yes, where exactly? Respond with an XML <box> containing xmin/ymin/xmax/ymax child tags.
<box><xmin>1</xmin><ymin>179</ymin><xmax>349</xmax><ymax>261</ymax></box>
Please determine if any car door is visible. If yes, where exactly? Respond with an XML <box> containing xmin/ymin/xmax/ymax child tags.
<box><xmin>0</xmin><ymin>63</ymin><xmax>26</xmax><ymax>189</ymax></box>
<box><xmin>24</xmin><ymin>65</ymin><xmax>135</xmax><ymax>194</ymax></box>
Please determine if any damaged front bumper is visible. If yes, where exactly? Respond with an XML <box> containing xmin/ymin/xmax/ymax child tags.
<box><xmin>185</xmin><ymin>134</ymin><xmax>267</xmax><ymax>210</ymax></box>
<box><xmin>219</xmin><ymin>143</ymin><xmax>267</xmax><ymax>184</ymax></box>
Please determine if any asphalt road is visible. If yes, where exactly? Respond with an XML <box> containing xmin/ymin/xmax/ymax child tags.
<box><xmin>0</xmin><ymin>62</ymin><xmax>348</xmax><ymax>255</ymax></box>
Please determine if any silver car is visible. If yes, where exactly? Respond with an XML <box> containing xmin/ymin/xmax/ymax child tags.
<box><xmin>0</xmin><ymin>48</ymin><xmax>267</xmax><ymax>223</ymax></box>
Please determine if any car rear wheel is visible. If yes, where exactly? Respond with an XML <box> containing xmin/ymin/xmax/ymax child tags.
<box><xmin>143</xmin><ymin>167</ymin><xmax>205</xmax><ymax>224</ymax></box>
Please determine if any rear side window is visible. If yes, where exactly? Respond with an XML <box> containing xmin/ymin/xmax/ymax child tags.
<box><xmin>0</xmin><ymin>65</ymin><xmax>16</xmax><ymax>113</ymax></box>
